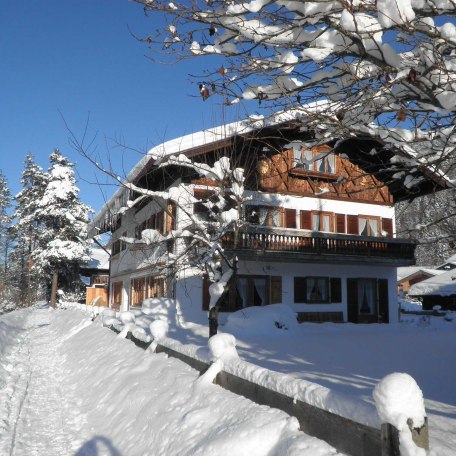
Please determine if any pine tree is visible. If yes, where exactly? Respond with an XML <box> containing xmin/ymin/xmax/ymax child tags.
<box><xmin>9</xmin><ymin>154</ymin><xmax>48</xmax><ymax>306</ymax></box>
<box><xmin>0</xmin><ymin>170</ymin><xmax>13</xmax><ymax>307</ymax></box>
<box><xmin>32</xmin><ymin>149</ymin><xmax>92</xmax><ymax>305</ymax></box>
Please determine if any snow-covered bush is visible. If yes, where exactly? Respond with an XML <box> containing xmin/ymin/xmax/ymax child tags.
<box><xmin>224</xmin><ymin>304</ymin><xmax>299</xmax><ymax>335</ymax></box>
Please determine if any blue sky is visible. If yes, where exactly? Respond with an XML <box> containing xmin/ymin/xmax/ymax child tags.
<box><xmin>0</xmin><ymin>0</ymin><xmax>241</xmax><ymax>213</ymax></box>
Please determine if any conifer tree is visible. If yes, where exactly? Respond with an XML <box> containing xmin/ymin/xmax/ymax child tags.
<box><xmin>0</xmin><ymin>170</ymin><xmax>13</xmax><ymax>307</ymax></box>
<box><xmin>9</xmin><ymin>154</ymin><xmax>48</xmax><ymax>305</ymax></box>
<box><xmin>32</xmin><ymin>150</ymin><xmax>92</xmax><ymax>305</ymax></box>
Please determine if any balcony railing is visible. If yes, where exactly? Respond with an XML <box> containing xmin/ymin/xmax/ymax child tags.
<box><xmin>222</xmin><ymin>227</ymin><xmax>416</xmax><ymax>261</ymax></box>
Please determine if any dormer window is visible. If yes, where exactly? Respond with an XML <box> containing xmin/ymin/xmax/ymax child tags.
<box><xmin>293</xmin><ymin>147</ymin><xmax>336</xmax><ymax>175</ymax></box>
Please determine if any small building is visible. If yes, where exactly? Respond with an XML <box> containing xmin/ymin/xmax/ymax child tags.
<box><xmin>436</xmin><ymin>253</ymin><xmax>456</xmax><ymax>271</ymax></box>
<box><xmin>397</xmin><ymin>267</ymin><xmax>444</xmax><ymax>295</ymax></box>
<box><xmin>88</xmin><ymin>113</ymin><xmax>449</xmax><ymax>323</ymax></box>
<box><xmin>408</xmin><ymin>265</ymin><xmax>456</xmax><ymax>311</ymax></box>
<box><xmin>80</xmin><ymin>247</ymin><xmax>110</xmax><ymax>306</ymax></box>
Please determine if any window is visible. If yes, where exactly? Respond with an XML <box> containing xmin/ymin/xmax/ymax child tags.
<box><xmin>145</xmin><ymin>275</ymin><xmax>167</xmax><ymax>298</ymax></box>
<box><xmin>246</xmin><ymin>206</ymin><xmax>281</xmax><ymax>227</ymax></box>
<box><xmin>301</xmin><ymin>210</ymin><xmax>333</xmax><ymax>232</ymax></box>
<box><xmin>111</xmin><ymin>282</ymin><xmax>122</xmax><ymax>310</ymax></box>
<box><xmin>130</xmin><ymin>277</ymin><xmax>146</xmax><ymax>307</ymax></box>
<box><xmin>294</xmin><ymin>148</ymin><xmax>336</xmax><ymax>175</ymax></box>
<box><xmin>347</xmin><ymin>278</ymin><xmax>389</xmax><ymax>323</ymax></box>
<box><xmin>294</xmin><ymin>277</ymin><xmax>341</xmax><ymax>303</ymax></box>
<box><xmin>135</xmin><ymin>211</ymin><xmax>167</xmax><ymax>239</ymax></box>
<box><xmin>311</xmin><ymin>212</ymin><xmax>333</xmax><ymax>232</ymax></box>
<box><xmin>112</xmin><ymin>231</ymin><xmax>127</xmax><ymax>256</ymax></box>
<box><xmin>202</xmin><ymin>275</ymin><xmax>282</xmax><ymax>311</ymax></box>
<box><xmin>358</xmin><ymin>216</ymin><xmax>380</xmax><ymax>237</ymax></box>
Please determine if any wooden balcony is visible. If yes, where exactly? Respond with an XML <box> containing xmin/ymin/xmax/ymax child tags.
<box><xmin>222</xmin><ymin>227</ymin><xmax>416</xmax><ymax>266</ymax></box>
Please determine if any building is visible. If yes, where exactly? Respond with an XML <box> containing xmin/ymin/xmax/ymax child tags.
<box><xmin>88</xmin><ymin>113</ymin><xmax>449</xmax><ymax>323</ymax></box>
<box><xmin>397</xmin><ymin>267</ymin><xmax>444</xmax><ymax>295</ymax></box>
<box><xmin>80</xmin><ymin>246</ymin><xmax>110</xmax><ymax>306</ymax></box>
<box><xmin>408</xmin><ymin>256</ymin><xmax>456</xmax><ymax>310</ymax></box>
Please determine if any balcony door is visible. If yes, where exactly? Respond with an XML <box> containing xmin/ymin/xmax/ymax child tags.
<box><xmin>347</xmin><ymin>278</ymin><xmax>389</xmax><ymax>323</ymax></box>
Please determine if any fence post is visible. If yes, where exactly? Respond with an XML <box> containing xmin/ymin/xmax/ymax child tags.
<box><xmin>381</xmin><ymin>423</ymin><xmax>400</xmax><ymax>456</ymax></box>
<box><xmin>409</xmin><ymin>417</ymin><xmax>429</xmax><ymax>450</ymax></box>
<box><xmin>374</xmin><ymin>373</ymin><xmax>430</xmax><ymax>456</ymax></box>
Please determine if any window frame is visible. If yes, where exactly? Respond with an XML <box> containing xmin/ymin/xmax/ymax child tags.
<box><xmin>294</xmin><ymin>276</ymin><xmax>341</xmax><ymax>304</ymax></box>
<box><xmin>293</xmin><ymin>148</ymin><xmax>337</xmax><ymax>175</ymax></box>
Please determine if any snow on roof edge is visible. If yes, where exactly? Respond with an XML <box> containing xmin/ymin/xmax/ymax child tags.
<box><xmin>88</xmin><ymin>108</ymin><xmax>310</xmax><ymax>234</ymax></box>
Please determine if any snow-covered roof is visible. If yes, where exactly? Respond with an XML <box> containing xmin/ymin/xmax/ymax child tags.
<box><xmin>88</xmin><ymin>107</ymin><xmax>452</xmax><ymax>238</ymax></box>
<box><xmin>397</xmin><ymin>266</ymin><xmax>443</xmax><ymax>282</ymax></box>
<box><xmin>83</xmin><ymin>247</ymin><xmax>110</xmax><ymax>271</ymax></box>
<box><xmin>408</xmin><ymin>268</ymin><xmax>456</xmax><ymax>297</ymax></box>
<box><xmin>436</xmin><ymin>253</ymin><xmax>456</xmax><ymax>269</ymax></box>
<box><xmin>88</xmin><ymin>109</ymin><xmax>308</xmax><ymax>237</ymax></box>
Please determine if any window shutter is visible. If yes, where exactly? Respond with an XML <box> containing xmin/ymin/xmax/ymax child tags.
<box><xmin>167</xmin><ymin>201</ymin><xmax>177</xmax><ymax>232</ymax></box>
<box><xmin>285</xmin><ymin>209</ymin><xmax>297</xmax><ymax>229</ymax></box>
<box><xmin>347</xmin><ymin>215</ymin><xmax>358</xmax><ymax>235</ymax></box>
<box><xmin>378</xmin><ymin>279</ymin><xmax>389</xmax><ymax>323</ymax></box>
<box><xmin>330</xmin><ymin>278</ymin><xmax>342</xmax><ymax>302</ymax></box>
<box><xmin>335</xmin><ymin>214</ymin><xmax>346</xmax><ymax>234</ymax></box>
<box><xmin>270</xmin><ymin>276</ymin><xmax>282</xmax><ymax>304</ymax></box>
<box><xmin>347</xmin><ymin>278</ymin><xmax>358</xmax><ymax>323</ymax></box>
<box><xmin>300</xmin><ymin>211</ymin><xmax>312</xmax><ymax>230</ymax></box>
<box><xmin>294</xmin><ymin>277</ymin><xmax>307</xmax><ymax>303</ymax></box>
<box><xmin>381</xmin><ymin>218</ymin><xmax>393</xmax><ymax>238</ymax></box>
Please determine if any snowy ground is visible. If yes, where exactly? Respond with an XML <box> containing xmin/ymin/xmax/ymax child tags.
<box><xmin>0</xmin><ymin>305</ymin><xmax>341</xmax><ymax>456</ymax></box>
<box><xmin>1</xmin><ymin>303</ymin><xmax>455</xmax><ymax>455</ymax></box>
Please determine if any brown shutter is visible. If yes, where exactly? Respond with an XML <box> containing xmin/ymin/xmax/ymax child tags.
<box><xmin>167</xmin><ymin>201</ymin><xmax>177</xmax><ymax>232</ymax></box>
<box><xmin>294</xmin><ymin>277</ymin><xmax>307</xmax><ymax>303</ymax></box>
<box><xmin>378</xmin><ymin>279</ymin><xmax>389</xmax><ymax>323</ymax></box>
<box><xmin>285</xmin><ymin>209</ymin><xmax>297</xmax><ymax>229</ymax></box>
<box><xmin>347</xmin><ymin>215</ymin><xmax>359</xmax><ymax>235</ymax></box>
<box><xmin>381</xmin><ymin>218</ymin><xmax>393</xmax><ymax>238</ymax></box>
<box><xmin>335</xmin><ymin>214</ymin><xmax>346</xmax><ymax>234</ymax></box>
<box><xmin>300</xmin><ymin>210</ymin><xmax>312</xmax><ymax>230</ymax></box>
<box><xmin>330</xmin><ymin>278</ymin><xmax>342</xmax><ymax>302</ymax></box>
<box><xmin>157</xmin><ymin>211</ymin><xmax>165</xmax><ymax>234</ymax></box>
<box><xmin>270</xmin><ymin>276</ymin><xmax>282</xmax><ymax>304</ymax></box>
<box><xmin>347</xmin><ymin>278</ymin><xmax>358</xmax><ymax>323</ymax></box>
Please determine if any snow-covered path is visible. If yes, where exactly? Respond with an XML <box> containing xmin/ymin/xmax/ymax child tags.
<box><xmin>0</xmin><ymin>307</ymin><xmax>342</xmax><ymax>456</ymax></box>
<box><xmin>0</xmin><ymin>307</ymin><xmax>83</xmax><ymax>456</ymax></box>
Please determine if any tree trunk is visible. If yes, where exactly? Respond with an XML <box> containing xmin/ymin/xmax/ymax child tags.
<box><xmin>50</xmin><ymin>271</ymin><xmax>58</xmax><ymax>309</ymax></box>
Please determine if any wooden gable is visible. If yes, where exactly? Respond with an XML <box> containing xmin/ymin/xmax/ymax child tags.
<box><xmin>257</xmin><ymin>145</ymin><xmax>394</xmax><ymax>205</ymax></box>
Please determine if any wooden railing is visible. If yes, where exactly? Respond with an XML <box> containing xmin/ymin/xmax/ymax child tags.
<box><xmin>223</xmin><ymin>228</ymin><xmax>416</xmax><ymax>260</ymax></box>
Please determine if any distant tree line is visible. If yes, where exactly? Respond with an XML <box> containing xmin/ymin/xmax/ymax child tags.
<box><xmin>0</xmin><ymin>150</ymin><xmax>92</xmax><ymax>314</ymax></box>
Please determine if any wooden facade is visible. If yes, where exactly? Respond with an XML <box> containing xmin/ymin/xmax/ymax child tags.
<box><xmin>258</xmin><ymin>146</ymin><xmax>393</xmax><ymax>204</ymax></box>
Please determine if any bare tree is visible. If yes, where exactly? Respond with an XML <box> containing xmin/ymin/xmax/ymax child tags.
<box><xmin>129</xmin><ymin>0</ymin><xmax>456</xmax><ymax>253</ymax></box>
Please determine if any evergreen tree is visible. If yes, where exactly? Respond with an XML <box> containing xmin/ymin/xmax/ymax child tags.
<box><xmin>9</xmin><ymin>154</ymin><xmax>48</xmax><ymax>305</ymax></box>
<box><xmin>0</xmin><ymin>170</ymin><xmax>13</xmax><ymax>307</ymax></box>
<box><xmin>32</xmin><ymin>149</ymin><xmax>92</xmax><ymax>303</ymax></box>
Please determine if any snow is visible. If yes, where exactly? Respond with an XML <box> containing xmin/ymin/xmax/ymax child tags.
<box><xmin>373</xmin><ymin>373</ymin><xmax>426</xmax><ymax>429</ymax></box>
<box><xmin>0</xmin><ymin>305</ymin><xmax>341</xmax><ymax>456</ymax></box>
<box><xmin>377</xmin><ymin>0</ymin><xmax>416</xmax><ymax>28</ymax></box>
<box><xmin>2</xmin><ymin>299</ymin><xmax>456</xmax><ymax>454</ymax></box>
<box><xmin>374</xmin><ymin>372</ymin><xmax>428</xmax><ymax>456</ymax></box>
<box><xmin>408</xmin><ymin>268</ymin><xmax>456</xmax><ymax>296</ymax></box>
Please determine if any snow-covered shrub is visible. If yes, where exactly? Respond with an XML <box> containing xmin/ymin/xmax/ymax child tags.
<box><xmin>101</xmin><ymin>309</ymin><xmax>118</xmax><ymax>327</ymax></box>
<box><xmin>149</xmin><ymin>319</ymin><xmax>169</xmax><ymax>342</ymax></box>
<box><xmin>119</xmin><ymin>311</ymin><xmax>136</xmax><ymax>324</ymax></box>
<box><xmin>142</xmin><ymin>297</ymin><xmax>173</xmax><ymax>323</ymax></box>
<box><xmin>224</xmin><ymin>304</ymin><xmax>299</xmax><ymax>336</ymax></box>
<box><xmin>208</xmin><ymin>333</ymin><xmax>239</xmax><ymax>362</ymax></box>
